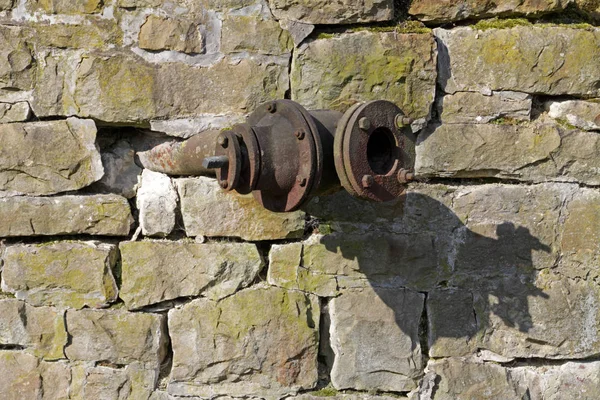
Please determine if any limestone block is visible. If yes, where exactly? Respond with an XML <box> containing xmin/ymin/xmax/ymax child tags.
<box><xmin>576</xmin><ymin>0</ymin><xmax>600</xmax><ymax>18</ymax></box>
<box><xmin>176</xmin><ymin>177</ymin><xmax>305</xmax><ymax>241</ymax></box>
<box><xmin>33</xmin><ymin>53</ymin><xmax>288</xmax><ymax>124</ymax></box>
<box><xmin>222</xmin><ymin>15</ymin><xmax>292</xmax><ymax>55</ymax></box>
<box><xmin>1</xmin><ymin>241</ymin><xmax>118</xmax><ymax>309</ymax></box>
<box><xmin>168</xmin><ymin>285</ymin><xmax>319</xmax><ymax>397</ymax></box>
<box><xmin>267</xmin><ymin>232</ymin><xmax>440</xmax><ymax>296</ymax></box>
<box><xmin>39</xmin><ymin>361</ymin><xmax>71</xmax><ymax>400</ymax></box>
<box><xmin>118</xmin><ymin>0</ymin><xmax>161</xmax><ymax>7</ymax></box>
<box><xmin>27</xmin><ymin>0</ymin><xmax>104</xmax><ymax>14</ymax></box>
<box><xmin>410</xmin><ymin>0</ymin><xmax>569</xmax><ymax>23</ymax></box>
<box><xmin>0</xmin><ymin>25</ymin><xmax>35</xmax><ymax>91</ymax></box>
<box><xmin>119</xmin><ymin>241</ymin><xmax>264</xmax><ymax>309</ymax></box>
<box><xmin>0</xmin><ymin>351</ymin><xmax>43</xmax><ymax>399</ymax></box>
<box><xmin>416</xmin><ymin>120</ymin><xmax>600</xmax><ymax>185</ymax></box>
<box><xmin>329</xmin><ymin>287</ymin><xmax>424</xmax><ymax>392</ymax></box>
<box><xmin>291</xmin><ymin>394</ymin><xmax>403</xmax><ymax>400</ymax></box>
<box><xmin>291</xmin><ymin>31</ymin><xmax>437</xmax><ymax>121</ymax></box>
<box><xmin>559</xmin><ymin>188</ymin><xmax>600</xmax><ymax>279</ymax></box>
<box><xmin>0</xmin><ymin>194</ymin><xmax>133</xmax><ymax>237</ymax></box>
<box><xmin>139</xmin><ymin>15</ymin><xmax>203</xmax><ymax>54</ymax></box>
<box><xmin>92</xmin><ymin>138</ymin><xmax>142</xmax><ymax>199</ymax></box>
<box><xmin>0</xmin><ymin>101</ymin><xmax>30</xmax><ymax>123</ymax></box>
<box><xmin>436</xmin><ymin>26</ymin><xmax>600</xmax><ymax>97</ymax></box>
<box><xmin>438</xmin><ymin>91</ymin><xmax>532</xmax><ymax>124</ymax></box>
<box><xmin>34</xmin><ymin>19</ymin><xmax>123</xmax><ymax>49</ymax></box>
<box><xmin>70</xmin><ymin>362</ymin><xmax>156</xmax><ymax>400</ymax></box>
<box><xmin>65</xmin><ymin>309</ymin><xmax>167</xmax><ymax>367</ymax></box>
<box><xmin>547</xmin><ymin>99</ymin><xmax>600</xmax><ymax>131</ymax></box>
<box><xmin>0</xmin><ymin>299</ymin><xmax>67</xmax><ymax>360</ymax></box>
<box><xmin>137</xmin><ymin>170</ymin><xmax>178</xmax><ymax>237</ymax></box>
<box><xmin>0</xmin><ymin>118</ymin><xmax>103</xmax><ymax>196</ymax></box>
<box><xmin>268</xmin><ymin>0</ymin><xmax>394</xmax><ymax>24</ymax></box>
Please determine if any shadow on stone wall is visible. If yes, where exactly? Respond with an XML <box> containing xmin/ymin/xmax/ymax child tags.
<box><xmin>317</xmin><ymin>192</ymin><xmax>551</xmax><ymax>351</ymax></box>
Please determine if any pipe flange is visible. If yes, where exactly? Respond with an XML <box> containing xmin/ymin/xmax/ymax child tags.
<box><xmin>248</xmin><ymin>100</ymin><xmax>323</xmax><ymax>212</ymax></box>
<box><xmin>334</xmin><ymin>100</ymin><xmax>416</xmax><ymax>202</ymax></box>
<box><xmin>214</xmin><ymin>130</ymin><xmax>242</xmax><ymax>191</ymax></box>
<box><xmin>232</xmin><ymin>123</ymin><xmax>261</xmax><ymax>195</ymax></box>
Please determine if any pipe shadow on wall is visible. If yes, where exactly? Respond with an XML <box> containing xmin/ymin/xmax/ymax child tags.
<box><xmin>312</xmin><ymin>192</ymin><xmax>551</xmax><ymax>357</ymax></box>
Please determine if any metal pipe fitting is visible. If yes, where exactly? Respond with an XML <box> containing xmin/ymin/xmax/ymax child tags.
<box><xmin>137</xmin><ymin>99</ymin><xmax>416</xmax><ymax>212</ymax></box>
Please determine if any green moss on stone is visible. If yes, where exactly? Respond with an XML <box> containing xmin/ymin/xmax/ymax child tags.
<box><xmin>310</xmin><ymin>385</ymin><xmax>338</xmax><ymax>396</ymax></box>
<box><xmin>474</xmin><ymin>18</ymin><xmax>532</xmax><ymax>30</ymax></box>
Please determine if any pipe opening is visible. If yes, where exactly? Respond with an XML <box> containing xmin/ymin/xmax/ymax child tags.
<box><xmin>367</xmin><ymin>127</ymin><xmax>396</xmax><ymax>175</ymax></box>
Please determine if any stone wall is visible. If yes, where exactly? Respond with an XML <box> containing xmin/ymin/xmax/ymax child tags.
<box><xmin>1</xmin><ymin>0</ymin><xmax>600</xmax><ymax>399</ymax></box>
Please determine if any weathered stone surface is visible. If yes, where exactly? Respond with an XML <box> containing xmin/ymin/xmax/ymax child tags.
<box><xmin>27</xmin><ymin>0</ymin><xmax>104</xmax><ymax>14</ymax></box>
<box><xmin>139</xmin><ymin>15</ymin><xmax>203</xmax><ymax>54</ymax></box>
<box><xmin>222</xmin><ymin>15</ymin><xmax>292</xmax><ymax>55</ymax></box>
<box><xmin>439</xmin><ymin>91</ymin><xmax>532</xmax><ymax>124</ymax></box>
<box><xmin>65</xmin><ymin>309</ymin><xmax>167</xmax><ymax>367</ymax></box>
<box><xmin>177</xmin><ymin>177</ymin><xmax>305</xmax><ymax>240</ymax></box>
<box><xmin>118</xmin><ymin>0</ymin><xmax>161</xmax><ymax>7</ymax></box>
<box><xmin>329</xmin><ymin>287</ymin><xmax>424</xmax><ymax>392</ymax></box>
<box><xmin>410</xmin><ymin>0</ymin><xmax>569</xmax><ymax>23</ymax></box>
<box><xmin>70</xmin><ymin>362</ymin><xmax>156</xmax><ymax>400</ymax></box>
<box><xmin>0</xmin><ymin>25</ymin><xmax>35</xmax><ymax>91</ymax></box>
<box><xmin>0</xmin><ymin>0</ymin><xmax>14</xmax><ymax>10</ymax></box>
<box><xmin>436</xmin><ymin>26</ymin><xmax>600</xmax><ymax>97</ymax></box>
<box><xmin>292</xmin><ymin>31</ymin><xmax>437</xmax><ymax>121</ymax></box>
<box><xmin>34</xmin><ymin>20</ymin><xmax>122</xmax><ymax>49</ymax></box>
<box><xmin>268</xmin><ymin>0</ymin><xmax>394</xmax><ymax>24</ymax></box>
<box><xmin>137</xmin><ymin>170</ymin><xmax>178</xmax><ymax>237</ymax></box>
<box><xmin>547</xmin><ymin>99</ymin><xmax>600</xmax><ymax>131</ymax></box>
<box><xmin>0</xmin><ymin>101</ymin><xmax>30</xmax><ymax>123</ymax></box>
<box><xmin>168</xmin><ymin>285</ymin><xmax>319</xmax><ymax>397</ymax></box>
<box><xmin>279</xmin><ymin>19</ymin><xmax>314</xmax><ymax>46</ymax></box>
<box><xmin>92</xmin><ymin>138</ymin><xmax>141</xmax><ymax>198</ymax></box>
<box><xmin>119</xmin><ymin>241</ymin><xmax>264</xmax><ymax>309</ymax></box>
<box><xmin>558</xmin><ymin>188</ymin><xmax>600</xmax><ymax>279</ymax></box>
<box><xmin>0</xmin><ymin>299</ymin><xmax>67</xmax><ymax>360</ymax></box>
<box><xmin>0</xmin><ymin>194</ymin><xmax>133</xmax><ymax>237</ymax></box>
<box><xmin>268</xmin><ymin>232</ymin><xmax>440</xmax><ymax>296</ymax></box>
<box><xmin>292</xmin><ymin>394</ymin><xmax>404</xmax><ymax>400</ymax></box>
<box><xmin>416</xmin><ymin>119</ymin><xmax>600</xmax><ymax>185</ymax></box>
<box><xmin>0</xmin><ymin>351</ymin><xmax>70</xmax><ymax>400</ymax></box>
<box><xmin>0</xmin><ymin>118</ymin><xmax>103</xmax><ymax>195</ymax></box>
<box><xmin>576</xmin><ymin>0</ymin><xmax>600</xmax><ymax>18</ymax></box>
<box><xmin>2</xmin><ymin>241</ymin><xmax>118</xmax><ymax>309</ymax></box>
<box><xmin>34</xmin><ymin>53</ymin><xmax>288</xmax><ymax>124</ymax></box>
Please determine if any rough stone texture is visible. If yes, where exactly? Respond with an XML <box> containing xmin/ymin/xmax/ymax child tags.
<box><xmin>137</xmin><ymin>170</ymin><xmax>178</xmax><ymax>237</ymax></box>
<box><xmin>27</xmin><ymin>0</ymin><xmax>104</xmax><ymax>14</ymax></box>
<box><xmin>268</xmin><ymin>232</ymin><xmax>440</xmax><ymax>296</ymax></box>
<box><xmin>329</xmin><ymin>287</ymin><xmax>424</xmax><ymax>392</ymax></box>
<box><xmin>65</xmin><ymin>309</ymin><xmax>167</xmax><ymax>368</ymax></box>
<box><xmin>70</xmin><ymin>362</ymin><xmax>157</xmax><ymax>400</ymax></box>
<box><xmin>0</xmin><ymin>101</ymin><xmax>30</xmax><ymax>123</ymax></box>
<box><xmin>168</xmin><ymin>285</ymin><xmax>319</xmax><ymax>398</ymax></box>
<box><xmin>292</xmin><ymin>394</ymin><xmax>404</xmax><ymax>400</ymax></box>
<box><xmin>416</xmin><ymin>119</ymin><xmax>600</xmax><ymax>185</ymax></box>
<box><xmin>268</xmin><ymin>0</ymin><xmax>394</xmax><ymax>24</ymax></box>
<box><xmin>0</xmin><ymin>299</ymin><xmax>67</xmax><ymax>360</ymax></box>
<box><xmin>0</xmin><ymin>118</ymin><xmax>103</xmax><ymax>196</ymax></box>
<box><xmin>119</xmin><ymin>241</ymin><xmax>264</xmax><ymax>309</ymax></box>
<box><xmin>92</xmin><ymin>138</ymin><xmax>141</xmax><ymax>198</ymax></box>
<box><xmin>139</xmin><ymin>15</ymin><xmax>203</xmax><ymax>54</ymax></box>
<box><xmin>1</xmin><ymin>241</ymin><xmax>118</xmax><ymax>309</ymax></box>
<box><xmin>177</xmin><ymin>177</ymin><xmax>305</xmax><ymax>241</ymax></box>
<box><xmin>438</xmin><ymin>91</ymin><xmax>532</xmax><ymax>124</ymax></box>
<box><xmin>222</xmin><ymin>15</ymin><xmax>292</xmax><ymax>55</ymax></box>
<box><xmin>410</xmin><ymin>0</ymin><xmax>569</xmax><ymax>23</ymax></box>
<box><xmin>33</xmin><ymin>53</ymin><xmax>289</xmax><ymax>125</ymax></box>
<box><xmin>0</xmin><ymin>25</ymin><xmax>35</xmax><ymax>91</ymax></box>
<box><xmin>0</xmin><ymin>194</ymin><xmax>133</xmax><ymax>237</ymax></box>
<box><xmin>291</xmin><ymin>31</ymin><xmax>437</xmax><ymax>121</ymax></box>
<box><xmin>436</xmin><ymin>26</ymin><xmax>600</xmax><ymax>97</ymax></box>
<box><xmin>0</xmin><ymin>0</ymin><xmax>14</xmax><ymax>10</ymax></box>
<box><xmin>0</xmin><ymin>351</ymin><xmax>70</xmax><ymax>400</ymax></box>
<box><xmin>34</xmin><ymin>20</ymin><xmax>123</xmax><ymax>50</ymax></box>
<box><xmin>547</xmin><ymin>99</ymin><xmax>600</xmax><ymax>131</ymax></box>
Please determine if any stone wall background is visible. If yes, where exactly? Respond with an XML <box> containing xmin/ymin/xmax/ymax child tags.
<box><xmin>1</xmin><ymin>0</ymin><xmax>600</xmax><ymax>398</ymax></box>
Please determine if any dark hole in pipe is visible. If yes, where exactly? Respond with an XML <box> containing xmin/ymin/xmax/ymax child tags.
<box><xmin>367</xmin><ymin>127</ymin><xmax>396</xmax><ymax>175</ymax></box>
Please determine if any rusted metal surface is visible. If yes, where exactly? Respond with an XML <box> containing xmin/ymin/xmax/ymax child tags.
<box><xmin>136</xmin><ymin>130</ymin><xmax>221</xmax><ymax>176</ymax></box>
<box><xmin>140</xmin><ymin>99</ymin><xmax>416</xmax><ymax>212</ymax></box>
<box><xmin>334</xmin><ymin>100</ymin><xmax>416</xmax><ymax>202</ymax></box>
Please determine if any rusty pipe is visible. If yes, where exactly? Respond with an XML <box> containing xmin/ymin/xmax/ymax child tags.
<box><xmin>138</xmin><ymin>100</ymin><xmax>416</xmax><ymax>212</ymax></box>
